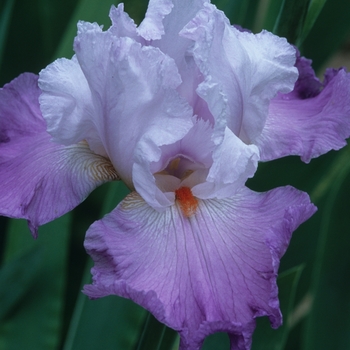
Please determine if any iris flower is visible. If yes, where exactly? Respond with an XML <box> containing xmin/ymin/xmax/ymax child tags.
<box><xmin>1</xmin><ymin>0</ymin><xmax>350</xmax><ymax>349</ymax></box>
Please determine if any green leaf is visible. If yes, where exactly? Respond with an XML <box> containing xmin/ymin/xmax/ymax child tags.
<box><xmin>273</xmin><ymin>0</ymin><xmax>311</xmax><ymax>44</ymax></box>
<box><xmin>0</xmin><ymin>246</ymin><xmax>42</xmax><ymax>322</ymax></box>
<box><xmin>213</xmin><ymin>0</ymin><xmax>260</xmax><ymax>29</ymax></box>
<box><xmin>0</xmin><ymin>0</ymin><xmax>15</xmax><ymax>71</ymax></box>
<box><xmin>63</xmin><ymin>181</ymin><xmax>148</xmax><ymax>350</ymax></box>
<box><xmin>63</xmin><ymin>259</ymin><xmax>147</xmax><ymax>350</ymax></box>
<box><xmin>253</xmin><ymin>0</ymin><xmax>284</xmax><ymax>33</ymax></box>
<box><xmin>303</xmin><ymin>159</ymin><xmax>350</xmax><ymax>350</ymax></box>
<box><xmin>298</xmin><ymin>0</ymin><xmax>328</xmax><ymax>44</ymax></box>
<box><xmin>135</xmin><ymin>313</ymin><xmax>178</xmax><ymax>350</ymax></box>
<box><xmin>300</xmin><ymin>0</ymin><xmax>350</xmax><ymax>71</ymax></box>
<box><xmin>252</xmin><ymin>265</ymin><xmax>304</xmax><ymax>350</ymax></box>
<box><xmin>0</xmin><ymin>214</ymin><xmax>71</xmax><ymax>350</ymax></box>
<box><xmin>202</xmin><ymin>332</ymin><xmax>230</xmax><ymax>350</ymax></box>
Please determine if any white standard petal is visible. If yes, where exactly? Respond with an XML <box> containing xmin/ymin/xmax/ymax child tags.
<box><xmin>40</xmin><ymin>20</ymin><xmax>193</xmax><ymax>188</ymax></box>
<box><xmin>39</xmin><ymin>55</ymin><xmax>107</xmax><ymax>157</ymax></box>
<box><xmin>137</xmin><ymin>0</ymin><xmax>174</xmax><ymax>40</ymax></box>
<box><xmin>181</xmin><ymin>3</ymin><xmax>298</xmax><ymax>144</ymax></box>
<box><xmin>193</xmin><ymin>127</ymin><xmax>259</xmax><ymax>199</ymax></box>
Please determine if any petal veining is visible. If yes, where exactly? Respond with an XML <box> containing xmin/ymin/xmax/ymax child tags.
<box><xmin>1</xmin><ymin>73</ymin><xmax>118</xmax><ymax>237</ymax></box>
<box><xmin>257</xmin><ymin>67</ymin><xmax>350</xmax><ymax>162</ymax></box>
<box><xmin>84</xmin><ymin>186</ymin><xmax>316</xmax><ymax>349</ymax></box>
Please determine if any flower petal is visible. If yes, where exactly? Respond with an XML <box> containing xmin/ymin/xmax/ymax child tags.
<box><xmin>109</xmin><ymin>4</ymin><xmax>139</xmax><ymax>40</ymax></box>
<box><xmin>40</xmin><ymin>22</ymin><xmax>193</xmax><ymax>188</ymax></box>
<box><xmin>134</xmin><ymin>119</ymin><xmax>214</xmax><ymax>209</ymax></box>
<box><xmin>84</xmin><ymin>186</ymin><xmax>316</xmax><ymax>349</ymax></box>
<box><xmin>192</xmin><ymin>127</ymin><xmax>259</xmax><ymax>199</ymax></box>
<box><xmin>256</xmin><ymin>67</ymin><xmax>350</xmax><ymax>162</ymax></box>
<box><xmin>138</xmin><ymin>0</ymin><xmax>213</xmax><ymax>124</ymax></box>
<box><xmin>39</xmin><ymin>55</ymin><xmax>106</xmax><ymax>156</ymax></box>
<box><xmin>0</xmin><ymin>73</ymin><xmax>118</xmax><ymax>237</ymax></box>
<box><xmin>137</xmin><ymin>0</ymin><xmax>174</xmax><ymax>40</ymax></box>
<box><xmin>133</xmin><ymin>120</ymin><xmax>259</xmax><ymax>210</ymax></box>
<box><xmin>181</xmin><ymin>3</ymin><xmax>298</xmax><ymax>144</ymax></box>
<box><xmin>286</xmin><ymin>51</ymin><xmax>323</xmax><ymax>100</ymax></box>
<box><xmin>139</xmin><ymin>0</ymin><xmax>207</xmax><ymax>61</ymax></box>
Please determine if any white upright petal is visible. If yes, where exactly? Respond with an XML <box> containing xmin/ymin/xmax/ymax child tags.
<box><xmin>181</xmin><ymin>3</ymin><xmax>298</xmax><ymax>143</ymax></box>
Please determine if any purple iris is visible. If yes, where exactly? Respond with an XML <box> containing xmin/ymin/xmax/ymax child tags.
<box><xmin>1</xmin><ymin>0</ymin><xmax>350</xmax><ymax>349</ymax></box>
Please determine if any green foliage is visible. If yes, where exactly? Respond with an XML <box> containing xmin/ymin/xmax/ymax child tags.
<box><xmin>298</xmin><ymin>0</ymin><xmax>328</xmax><ymax>44</ymax></box>
<box><xmin>273</xmin><ymin>0</ymin><xmax>311</xmax><ymax>44</ymax></box>
<box><xmin>301</xmin><ymin>0</ymin><xmax>350</xmax><ymax>71</ymax></box>
<box><xmin>0</xmin><ymin>0</ymin><xmax>15</xmax><ymax>71</ymax></box>
<box><xmin>0</xmin><ymin>216</ymin><xmax>70</xmax><ymax>350</ymax></box>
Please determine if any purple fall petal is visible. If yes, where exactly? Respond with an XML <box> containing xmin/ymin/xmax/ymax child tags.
<box><xmin>0</xmin><ymin>73</ymin><xmax>118</xmax><ymax>237</ymax></box>
<box><xmin>257</xmin><ymin>58</ymin><xmax>350</xmax><ymax>162</ymax></box>
<box><xmin>287</xmin><ymin>52</ymin><xmax>323</xmax><ymax>99</ymax></box>
<box><xmin>84</xmin><ymin>186</ymin><xmax>316</xmax><ymax>350</ymax></box>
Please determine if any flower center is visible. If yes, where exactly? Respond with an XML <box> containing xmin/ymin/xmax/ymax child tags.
<box><xmin>175</xmin><ymin>186</ymin><xmax>198</xmax><ymax>217</ymax></box>
<box><xmin>164</xmin><ymin>157</ymin><xmax>195</xmax><ymax>180</ymax></box>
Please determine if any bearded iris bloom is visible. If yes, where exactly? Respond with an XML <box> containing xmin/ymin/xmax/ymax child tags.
<box><xmin>1</xmin><ymin>0</ymin><xmax>350</xmax><ymax>349</ymax></box>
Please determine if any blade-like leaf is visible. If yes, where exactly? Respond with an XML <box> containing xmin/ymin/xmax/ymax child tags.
<box><xmin>0</xmin><ymin>214</ymin><xmax>71</xmax><ymax>350</ymax></box>
<box><xmin>0</xmin><ymin>0</ymin><xmax>15</xmax><ymax>71</ymax></box>
<box><xmin>300</xmin><ymin>0</ymin><xmax>350</xmax><ymax>71</ymax></box>
<box><xmin>213</xmin><ymin>0</ymin><xmax>260</xmax><ymax>29</ymax></box>
<box><xmin>298</xmin><ymin>0</ymin><xmax>328</xmax><ymax>45</ymax></box>
<box><xmin>63</xmin><ymin>181</ymin><xmax>148</xmax><ymax>350</ymax></box>
<box><xmin>135</xmin><ymin>313</ymin><xmax>178</xmax><ymax>350</ymax></box>
<box><xmin>273</xmin><ymin>0</ymin><xmax>311</xmax><ymax>44</ymax></box>
<box><xmin>303</xmin><ymin>159</ymin><xmax>350</xmax><ymax>350</ymax></box>
<box><xmin>0</xmin><ymin>246</ymin><xmax>42</xmax><ymax>322</ymax></box>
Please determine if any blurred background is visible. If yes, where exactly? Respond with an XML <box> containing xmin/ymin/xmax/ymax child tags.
<box><xmin>1</xmin><ymin>0</ymin><xmax>350</xmax><ymax>349</ymax></box>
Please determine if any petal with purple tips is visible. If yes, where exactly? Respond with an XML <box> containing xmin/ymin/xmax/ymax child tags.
<box><xmin>0</xmin><ymin>73</ymin><xmax>118</xmax><ymax>237</ymax></box>
<box><xmin>84</xmin><ymin>186</ymin><xmax>316</xmax><ymax>350</ymax></box>
<box><xmin>257</xmin><ymin>68</ymin><xmax>350</xmax><ymax>162</ymax></box>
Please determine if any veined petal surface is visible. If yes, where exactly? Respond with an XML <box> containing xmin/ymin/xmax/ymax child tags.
<box><xmin>257</xmin><ymin>63</ymin><xmax>350</xmax><ymax>162</ymax></box>
<box><xmin>0</xmin><ymin>73</ymin><xmax>118</xmax><ymax>237</ymax></box>
<box><xmin>84</xmin><ymin>186</ymin><xmax>316</xmax><ymax>350</ymax></box>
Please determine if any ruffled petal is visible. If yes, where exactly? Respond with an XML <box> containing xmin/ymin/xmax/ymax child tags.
<box><xmin>134</xmin><ymin>119</ymin><xmax>214</xmax><ymax>209</ymax></box>
<box><xmin>39</xmin><ymin>56</ymin><xmax>106</xmax><ymax>156</ymax></box>
<box><xmin>138</xmin><ymin>0</ymin><xmax>213</xmax><ymax>124</ymax></box>
<box><xmin>133</xmin><ymin>120</ymin><xmax>258</xmax><ymax>210</ymax></box>
<box><xmin>256</xmin><ymin>67</ymin><xmax>350</xmax><ymax>162</ymax></box>
<box><xmin>286</xmin><ymin>51</ymin><xmax>323</xmax><ymax>100</ymax></box>
<box><xmin>193</xmin><ymin>127</ymin><xmax>259</xmax><ymax>199</ymax></box>
<box><xmin>0</xmin><ymin>73</ymin><xmax>118</xmax><ymax>237</ymax></box>
<box><xmin>181</xmin><ymin>3</ymin><xmax>298</xmax><ymax>144</ymax></box>
<box><xmin>84</xmin><ymin>186</ymin><xmax>316</xmax><ymax>350</ymax></box>
<box><xmin>40</xmin><ymin>22</ymin><xmax>193</xmax><ymax>188</ymax></box>
<box><xmin>109</xmin><ymin>4</ymin><xmax>139</xmax><ymax>40</ymax></box>
<box><xmin>139</xmin><ymin>0</ymin><xmax>207</xmax><ymax>61</ymax></box>
<box><xmin>137</xmin><ymin>0</ymin><xmax>174</xmax><ymax>40</ymax></box>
